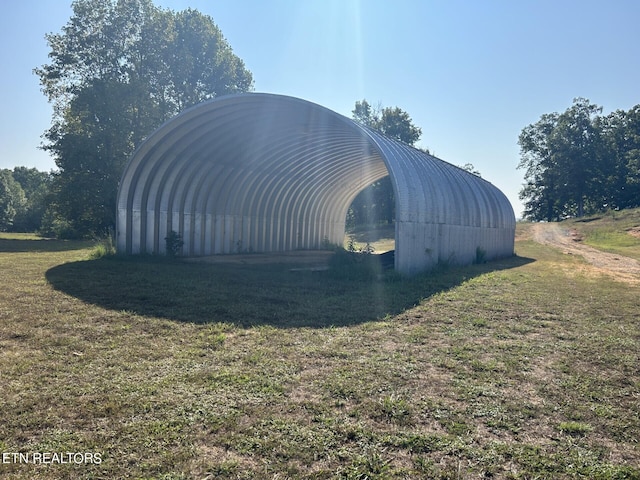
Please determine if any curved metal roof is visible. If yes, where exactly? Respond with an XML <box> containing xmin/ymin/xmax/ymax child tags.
<box><xmin>117</xmin><ymin>93</ymin><xmax>515</xmax><ymax>274</ymax></box>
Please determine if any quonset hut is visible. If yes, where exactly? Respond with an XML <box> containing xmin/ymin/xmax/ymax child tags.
<box><xmin>116</xmin><ymin>93</ymin><xmax>515</xmax><ymax>274</ymax></box>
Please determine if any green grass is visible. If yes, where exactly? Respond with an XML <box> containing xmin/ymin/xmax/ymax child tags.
<box><xmin>345</xmin><ymin>223</ymin><xmax>396</xmax><ymax>252</ymax></box>
<box><xmin>0</xmin><ymin>227</ymin><xmax>639</xmax><ymax>479</ymax></box>
<box><xmin>566</xmin><ymin>207</ymin><xmax>640</xmax><ymax>260</ymax></box>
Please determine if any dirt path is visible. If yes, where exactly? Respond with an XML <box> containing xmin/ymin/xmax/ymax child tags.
<box><xmin>531</xmin><ymin>223</ymin><xmax>640</xmax><ymax>284</ymax></box>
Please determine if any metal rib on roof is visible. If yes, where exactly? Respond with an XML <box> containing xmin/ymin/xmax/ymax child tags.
<box><xmin>117</xmin><ymin>93</ymin><xmax>515</xmax><ymax>274</ymax></box>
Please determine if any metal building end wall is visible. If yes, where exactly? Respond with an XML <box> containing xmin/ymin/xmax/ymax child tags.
<box><xmin>116</xmin><ymin>93</ymin><xmax>515</xmax><ymax>275</ymax></box>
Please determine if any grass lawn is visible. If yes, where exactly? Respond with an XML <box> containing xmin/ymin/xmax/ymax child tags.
<box><xmin>0</xmin><ymin>224</ymin><xmax>638</xmax><ymax>479</ymax></box>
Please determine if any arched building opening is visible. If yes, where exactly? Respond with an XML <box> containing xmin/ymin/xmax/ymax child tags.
<box><xmin>117</xmin><ymin>93</ymin><xmax>515</xmax><ymax>275</ymax></box>
<box><xmin>345</xmin><ymin>175</ymin><xmax>396</xmax><ymax>252</ymax></box>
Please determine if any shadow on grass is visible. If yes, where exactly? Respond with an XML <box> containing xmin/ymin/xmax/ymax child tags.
<box><xmin>46</xmin><ymin>253</ymin><xmax>534</xmax><ymax>328</ymax></box>
<box><xmin>0</xmin><ymin>237</ymin><xmax>93</xmax><ymax>253</ymax></box>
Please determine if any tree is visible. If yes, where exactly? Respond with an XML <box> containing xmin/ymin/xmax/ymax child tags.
<box><xmin>35</xmin><ymin>0</ymin><xmax>253</xmax><ymax>237</ymax></box>
<box><xmin>0</xmin><ymin>170</ymin><xmax>26</xmax><ymax>232</ymax></box>
<box><xmin>352</xmin><ymin>99</ymin><xmax>422</xmax><ymax>145</ymax></box>
<box><xmin>352</xmin><ymin>99</ymin><xmax>378</xmax><ymax>128</ymax></box>
<box><xmin>10</xmin><ymin>167</ymin><xmax>52</xmax><ymax>232</ymax></box>
<box><xmin>348</xmin><ymin>100</ymin><xmax>423</xmax><ymax>228</ymax></box>
<box><xmin>459</xmin><ymin>163</ymin><xmax>481</xmax><ymax>177</ymax></box>
<box><xmin>518</xmin><ymin>98</ymin><xmax>640</xmax><ymax>221</ymax></box>
<box><xmin>548</xmin><ymin>98</ymin><xmax>603</xmax><ymax>217</ymax></box>
<box><xmin>518</xmin><ymin>99</ymin><xmax>607</xmax><ymax>220</ymax></box>
<box><xmin>598</xmin><ymin>106</ymin><xmax>640</xmax><ymax>210</ymax></box>
<box><xmin>377</xmin><ymin>106</ymin><xmax>422</xmax><ymax>145</ymax></box>
<box><xmin>621</xmin><ymin>105</ymin><xmax>640</xmax><ymax>207</ymax></box>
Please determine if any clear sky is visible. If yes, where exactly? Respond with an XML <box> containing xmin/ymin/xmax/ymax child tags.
<box><xmin>1</xmin><ymin>0</ymin><xmax>639</xmax><ymax>217</ymax></box>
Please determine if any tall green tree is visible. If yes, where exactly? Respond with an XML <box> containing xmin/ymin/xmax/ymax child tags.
<box><xmin>548</xmin><ymin>98</ymin><xmax>603</xmax><ymax>217</ymax></box>
<box><xmin>620</xmin><ymin>106</ymin><xmax>640</xmax><ymax>207</ymax></box>
<box><xmin>352</xmin><ymin>99</ymin><xmax>378</xmax><ymax>128</ymax></box>
<box><xmin>10</xmin><ymin>167</ymin><xmax>52</xmax><ymax>232</ymax></box>
<box><xmin>0</xmin><ymin>170</ymin><xmax>26</xmax><ymax>232</ymax></box>
<box><xmin>35</xmin><ymin>0</ymin><xmax>253</xmax><ymax>237</ymax></box>
<box><xmin>352</xmin><ymin>99</ymin><xmax>422</xmax><ymax>144</ymax></box>
<box><xmin>518</xmin><ymin>98</ymin><xmax>640</xmax><ymax>220</ymax></box>
<box><xmin>598</xmin><ymin>106</ymin><xmax>640</xmax><ymax>210</ymax></box>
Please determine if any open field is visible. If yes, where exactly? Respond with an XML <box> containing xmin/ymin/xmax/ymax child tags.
<box><xmin>0</xmin><ymin>214</ymin><xmax>639</xmax><ymax>479</ymax></box>
<box><xmin>345</xmin><ymin>224</ymin><xmax>396</xmax><ymax>253</ymax></box>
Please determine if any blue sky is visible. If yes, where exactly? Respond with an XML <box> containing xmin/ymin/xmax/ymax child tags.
<box><xmin>1</xmin><ymin>0</ymin><xmax>640</xmax><ymax>217</ymax></box>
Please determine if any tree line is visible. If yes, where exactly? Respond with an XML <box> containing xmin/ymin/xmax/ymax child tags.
<box><xmin>518</xmin><ymin>98</ymin><xmax>640</xmax><ymax>221</ymax></box>
<box><xmin>0</xmin><ymin>168</ymin><xmax>51</xmax><ymax>232</ymax></box>
<box><xmin>6</xmin><ymin>3</ymin><xmax>638</xmax><ymax>235</ymax></box>
<box><xmin>33</xmin><ymin>0</ymin><xmax>253</xmax><ymax>238</ymax></box>
<box><xmin>0</xmin><ymin>97</ymin><xmax>425</xmax><ymax>234</ymax></box>
<box><xmin>2</xmin><ymin>0</ymin><xmax>484</xmax><ymax>237</ymax></box>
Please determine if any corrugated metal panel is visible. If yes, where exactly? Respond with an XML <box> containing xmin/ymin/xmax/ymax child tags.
<box><xmin>116</xmin><ymin>93</ymin><xmax>514</xmax><ymax>274</ymax></box>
